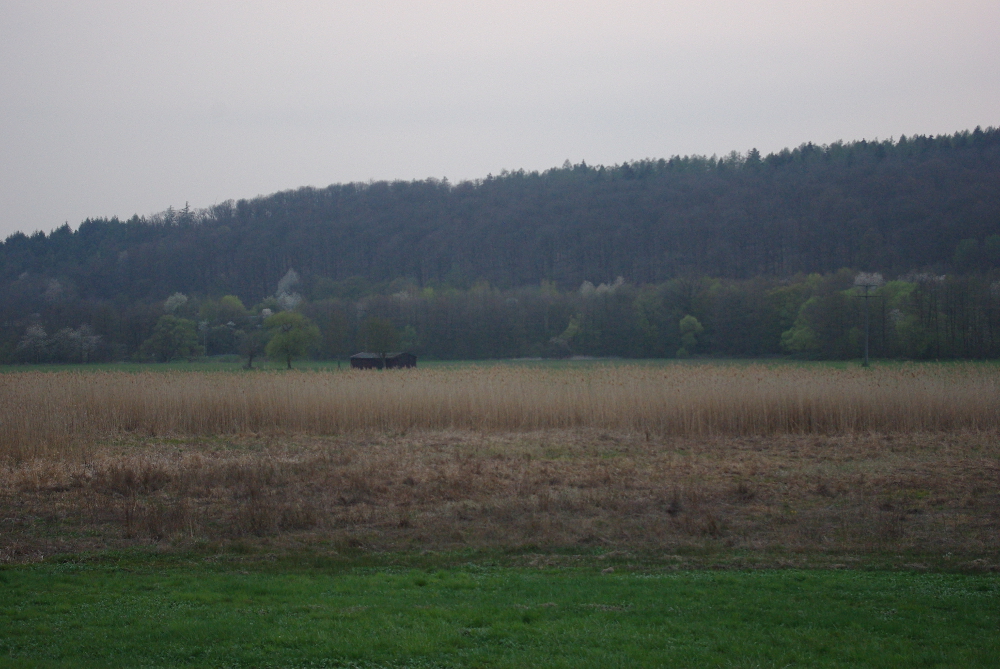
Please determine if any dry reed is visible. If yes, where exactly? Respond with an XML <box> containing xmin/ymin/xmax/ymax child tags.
<box><xmin>2</xmin><ymin>364</ymin><xmax>998</xmax><ymax>461</ymax></box>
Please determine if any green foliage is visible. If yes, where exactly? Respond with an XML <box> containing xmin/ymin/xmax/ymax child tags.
<box><xmin>677</xmin><ymin>314</ymin><xmax>704</xmax><ymax>357</ymax></box>
<box><xmin>781</xmin><ymin>310</ymin><xmax>821</xmax><ymax>353</ymax></box>
<box><xmin>955</xmin><ymin>235</ymin><xmax>1000</xmax><ymax>272</ymax></box>
<box><xmin>140</xmin><ymin>315</ymin><xmax>202</xmax><ymax>362</ymax></box>
<box><xmin>986</xmin><ymin>235</ymin><xmax>1000</xmax><ymax>267</ymax></box>
<box><xmin>214</xmin><ymin>295</ymin><xmax>248</xmax><ymax>324</ymax></box>
<box><xmin>234</xmin><ymin>327</ymin><xmax>268</xmax><ymax>369</ymax></box>
<box><xmin>779</xmin><ymin>272</ymin><xmax>860</xmax><ymax>358</ymax></box>
<box><xmin>399</xmin><ymin>324</ymin><xmax>419</xmax><ymax>351</ymax></box>
<box><xmin>312</xmin><ymin>275</ymin><xmax>374</xmax><ymax>301</ymax></box>
<box><xmin>0</xmin><ymin>560</ymin><xmax>997</xmax><ymax>667</ymax></box>
<box><xmin>300</xmin><ymin>299</ymin><xmax>351</xmax><ymax>359</ymax></box>
<box><xmin>573</xmin><ymin>281</ymin><xmax>644</xmax><ymax>357</ymax></box>
<box><xmin>4</xmin><ymin>128</ymin><xmax>1000</xmax><ymax>311</ymax></box>
<box><xmin>359</xmin><ymin>317</ymin><xmax>400</xmax><ymax>357</ymax></box>
<box><xmin>3</xmin><ymin>127</ymin><xmax>1000</xmax><ymax>364</ymax></box>
<box><xmin>954</xmin><ymin>238</ymin><xmax>981</xmax><ymax>272</ymax></box>
<box><xmin>4</xmin><ymin>269</ymin><xmax>1000</xmax><ymax>365</ymax></box>
<box><xmin>264</xmin><ymin>312</ymin><xmax>320</xmax><ymax>369</ymax></box>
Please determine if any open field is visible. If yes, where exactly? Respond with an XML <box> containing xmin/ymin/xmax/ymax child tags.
<box><xmin>3</xmin><ymin>363</ymin><xmax>999</xmax><ymax>462</ymax></box>
<box><xmin>2</xmin><ymin>363</ymin><xmax>998</xmax><ymax>665</ymax></box>
<box><xmin>1</xmin><ymin>363</ymin><xmax>998</xmax><ymax>560</ymax></box>
<box><xmin>2</xmin><ymin>555</ymin><xmax>998</xmax><ymax>668</ymax></box>
<box><xmin>3</xmin><ymin>428</ymin><xmax>999</xmax><ymax>561</ymax></box>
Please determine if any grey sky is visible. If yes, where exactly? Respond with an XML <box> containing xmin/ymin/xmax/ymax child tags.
<box><xmin>2</xmin><ymin>0</ymin><xmax>998</xmax><ymax>238</ymax></box>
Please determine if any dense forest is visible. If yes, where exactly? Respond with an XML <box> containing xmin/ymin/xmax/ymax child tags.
<box><xmin>2</xmin><ymin>128</ymin><xmax>999</xmax><ymax>363</ymax></box>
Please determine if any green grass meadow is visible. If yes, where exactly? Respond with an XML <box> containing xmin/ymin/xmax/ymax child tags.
<box><xmin>1</xmin><ymin>553</ymin><xmax>998</xmax><ymax>668</ymax></box>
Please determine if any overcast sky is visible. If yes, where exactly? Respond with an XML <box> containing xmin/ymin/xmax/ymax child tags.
<box><xmin>1</xmin><ymin>0</ymin><xmax>998</xmax><ymax>238</ymax></box>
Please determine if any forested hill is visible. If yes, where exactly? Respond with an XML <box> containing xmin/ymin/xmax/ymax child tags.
<box><xmin>4</xmin><ymin>128</ymin><xmax>1000</xmax><ymax>307</ymax></box>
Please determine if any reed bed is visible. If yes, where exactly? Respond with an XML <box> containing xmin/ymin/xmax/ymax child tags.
<box><xmin>2</xmin><ymin>364</ymin><xmax>998</xmax><ymax>461</ymax></box>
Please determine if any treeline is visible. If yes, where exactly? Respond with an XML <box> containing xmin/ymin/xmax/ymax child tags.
<box><xmin>4</xmin><ymin>269</ymin><xmax>999</xmax><ymax>364</ymax></box>
<box><xmin>2</xmin><ymin>129</ymin><xmax>1000</xmax><ymax>310</ymax></box>
<box><xmin>2</xmin><ymin>127</ymin><xmax>999</xmax><ymax>363</ymax></box>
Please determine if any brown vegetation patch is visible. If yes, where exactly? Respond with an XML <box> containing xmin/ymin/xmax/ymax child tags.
<box><xmin>2</xmin><ymin>365</ymin><xmax>999</xmax><ymax>461</ymax></box>
<box><xmin>2</xmin><ymin>429</ymin><xmax>997</xmax><ymax>562</ymax></box>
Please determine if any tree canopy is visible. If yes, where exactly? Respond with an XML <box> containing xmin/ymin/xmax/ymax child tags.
<box><xmin>359</xmin><ymin>317</ymin><xmax>400</xmax><ymax>366</ymax></box>
<box><xmin>2</xmin><ymin>129</ymin><xmax>999</xmax><ymax>308</ymax></box>
<box><xmin>264</xmin><ymin>311</ymin><xmax>320</xmax><ymax>369</ymax></box>
<box><xmin>1</xmin><ymin>128</ymin><xmax>999</xmax><ymax>364</ymax></box>
<box><xmin>141</xmin><ymin>315</ymin><xmax>202</xmax><ymax>362</ymax></box>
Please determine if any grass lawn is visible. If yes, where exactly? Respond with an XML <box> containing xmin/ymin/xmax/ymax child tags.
<box><xmin>1</xmin><ymin>552</ymin><xmax>997</xmax><ymax>668</ymax></box>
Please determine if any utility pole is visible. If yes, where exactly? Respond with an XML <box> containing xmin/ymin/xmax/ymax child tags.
<box><xmin>853</xmin><ymin>272</ymin><xmax>884</xmax><ymax>367</ymax></box>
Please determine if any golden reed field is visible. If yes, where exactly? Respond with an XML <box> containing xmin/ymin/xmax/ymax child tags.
<box><xmin>3</xmin><ymin>364</ymin><xmax>999</xmax><ymax>460</ymax></box>
<box><xmin>1</xmin><ymin>364</ymin><xmax>999</xmax><ymax>564</ymax></box>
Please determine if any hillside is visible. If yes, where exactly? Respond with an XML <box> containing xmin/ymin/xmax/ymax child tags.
<box><xmin>2</xmin><ymin>128</ymin><xmax>999</xmax><ymax>363</ymax></box>
<box><xmin>3</xmin><ymin>129</ymin><xmax>1000</xmax><ymax>307</ymax></box>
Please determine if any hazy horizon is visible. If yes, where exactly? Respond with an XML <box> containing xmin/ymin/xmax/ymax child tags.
<box><xmin>2</xmin><ymin>0</ymin><xmax>998</xmax><ymax>238</ymax></box>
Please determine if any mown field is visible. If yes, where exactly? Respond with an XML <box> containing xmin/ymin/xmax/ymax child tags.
<box><xmin>1</xmin><ymin>362</ymin><xmax>998</xmax><ymax>666</ymax></box>
<box><xmin>2</xmin><ymin>554</ymin><xmax>998</xmax><ymax>668</ymax></box>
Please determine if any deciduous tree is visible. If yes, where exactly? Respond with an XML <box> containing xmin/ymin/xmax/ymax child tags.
<box><xmin>359</xmin><ymin>317</ymin><xmax>400</xmax><ymax>368</ymax></box>
<box><xmin>141</xmin><ymin>315</ymin><xmax>202</xmax><ymax>362</ymax></box>
<box><xmin>265</xmin><ymin>311</ymin><xmax>320</xmax><ymax>369</ymax></box>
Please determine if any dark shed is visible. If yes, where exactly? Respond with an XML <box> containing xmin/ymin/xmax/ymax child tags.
<box><xmin>385</xmin><ymin>352</ymin><xmax>417</xmax><ymax>369</ymax></box>
<box><xmin>350</xmin><ymin>352</ymin><xmax>417</xmax><ymax>370</ymax></box>
<box><xmin>349</xmin><ymin>352</ymin><xmax>382</xmax><ymax>369</ymax></box>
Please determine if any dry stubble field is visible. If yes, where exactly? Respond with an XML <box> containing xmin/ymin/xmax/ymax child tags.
<box><xmin>1</xmin><ymin>364</ymin><xmax>998</xmax><ymax>564</ymax></box>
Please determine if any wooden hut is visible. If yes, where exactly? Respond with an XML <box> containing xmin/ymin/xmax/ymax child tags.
<box><xmin>349</xmin><ymin>352</ymin><xmax>383</xmax><ymax>369</ymax></box>
<box><xmin>350</xmin><ymin>352</ymin><xmax>417</xmax><ymax>369</ymax></box>
<box><xmin>385</xmin><ymin>352</ymin><xmax>417</xmax><ymax>369</ymax></box>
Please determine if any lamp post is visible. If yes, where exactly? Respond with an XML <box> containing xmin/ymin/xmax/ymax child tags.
<box><xmin>853</xmin><ymin>272</ymin><xmax>884</xmax><ymax>367</ymax></box>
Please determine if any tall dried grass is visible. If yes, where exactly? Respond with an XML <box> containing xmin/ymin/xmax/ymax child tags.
<box><xmin>4</xmin><ymin>430</ymin><xmax>999</xmax><ymax>560</ymax></box>
<box><xmin>2</xmin><ymin>364</ymin><xmax>998</xmax><ymax>461</ymax></box>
